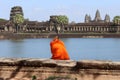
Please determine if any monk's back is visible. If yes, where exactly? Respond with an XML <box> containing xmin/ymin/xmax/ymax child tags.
<box><xmin>50</xmin><ymin>38</ymin><xmax>70</xmax><ymax>60</ymax></box>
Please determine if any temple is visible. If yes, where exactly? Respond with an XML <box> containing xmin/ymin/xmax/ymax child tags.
<box><xmin>0</xmin><ymin>6</ymin><xmax>120</xmax><ymax>34</ymax></box>
<box><xmin>10</xmin><ymin>6</ymin><xmax>24</xmax><ymax>21</ymax></box>
<box><xmin>85</xmin><ymin>10</ymin><xmax>110</xmax><ymax>23</ymax></box>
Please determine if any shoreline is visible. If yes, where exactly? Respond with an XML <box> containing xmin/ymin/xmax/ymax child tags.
<box><xmin>0</xmin><ymin>33</ymin><xmax>120</xmax><ymax>39</ymax></box>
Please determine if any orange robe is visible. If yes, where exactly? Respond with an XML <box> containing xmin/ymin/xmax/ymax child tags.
<box><xmin>50</xmin><ymin>38</ymin><xmax>70</xmax><ymax>60</ymax></box>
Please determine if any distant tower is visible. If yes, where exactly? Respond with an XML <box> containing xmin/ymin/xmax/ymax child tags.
<box><xmin>85</xmin><ymin>14</ymin><xmax>91</xmax><ymax>23</ymax></box>
<box><xmin>89</xmin><ymin>15</ymin><xmax>91</xmax><ymax>21</ymax></box>
<box><xmin>10</xmin><ymin>6</ymin><xmax>24</xmax><ymax>21</ymax></box>
<box><xmin>94</xmin><ymin>10</ymin><xmax>101</xmax><ymax>22</ymax></box>
<box><xmin>104</xmin><ymin>14</ymin><xmax>110</xmax><ymax>22</ymax></box>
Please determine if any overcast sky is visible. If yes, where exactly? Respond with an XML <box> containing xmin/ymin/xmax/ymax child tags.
<box><xmin>0</xmin><ymin>0</ymin><xmax>120</xmax><ymax>22</ymax></box>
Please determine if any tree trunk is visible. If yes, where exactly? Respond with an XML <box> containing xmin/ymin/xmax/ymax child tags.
<box><xmin>15</xmin><ymin>24</ymin><xmax>19</xmax><ymax>33</ymax></box>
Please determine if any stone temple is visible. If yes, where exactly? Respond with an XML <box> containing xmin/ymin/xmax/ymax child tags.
<box><xmin>0</xmin><ymin>6</ymin><xmax>120</xmax><ymax>34</ymax></box>
<box><xmin>85</xmin><ymin>10</ymin><xmax>110</xmax><ymax>23</ymax></box>
<box><xmin>10</xmin><ymin>6</ymin><xmax>24</xmax><ymax>21</ymax></box>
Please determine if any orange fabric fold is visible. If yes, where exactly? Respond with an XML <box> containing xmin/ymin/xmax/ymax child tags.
<box><xmin>50</xmin><ymin>38</ymin><xmax>70</xmax><ymax>60</ymax></box>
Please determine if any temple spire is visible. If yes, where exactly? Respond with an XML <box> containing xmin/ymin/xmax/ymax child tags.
<box><xmin>10</xmin><ymin>6</ymin><xmax>24</xmax><ymax>21</ymax></box>
<box><xmin>85</xmin><ymin>14</ymin><xmax>91</xmax><ymax>23</ymax></box>
<box><xmin>104</xmin><ymin>14</ymin><xmax>110</xmax><ymax>22</ymax></box>
<box><xmin>94</xmin><ymin>9</ymin><xmax>101</xmax><ymax>22</ymax></box>
<box><xmin>85</xmin><ymin>14</ymin><xmax>89</xmax><ymax>23</ymax></box>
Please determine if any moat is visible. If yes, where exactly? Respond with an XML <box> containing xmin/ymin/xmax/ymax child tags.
<box><xmin>0</xmin><ymin>38</ymin><xmax>120</xmax><ymax>61</ymax></box>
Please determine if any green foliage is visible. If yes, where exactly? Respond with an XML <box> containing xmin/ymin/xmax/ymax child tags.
<box><xmin>13</xmin><ymin>14</ymin><xmax>24</xmax><ymax>25</ymax></box>
<box><xmin>12</xmin><ymin>14</ymin><xmax>24</xmax><ymax>32</ymax></box>
<box><xmin>32</xmin><ymin>75</ymin><xmax>37</xmax><ymax>80</ymax></box>
<box><xmin>0</xmin><ymin>18</ymin><xmax>7</xmax><ymax>21</ymax></box>
<box><xmin>56</xmin><ymin>15</ymin><xmax>69</xmax><ymax>25</ymax></box>
<box><xmin>113</xmin><ymin>16</ymin><xmax>120</xmax><ymax>24</ymax></box>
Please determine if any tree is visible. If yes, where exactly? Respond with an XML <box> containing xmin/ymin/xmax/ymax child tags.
<box><xmin>55</xmin><ymin>15</ymin><xmax>69</xmax><ymax>34</ymax></box>
<box><xmin>0</xmin><ymin>18</ymin><xmax>7</xmax><ymax>21</ymax></box>
<box><xmin>113</xmin><ymin>16</ymin><xmax>120</xmax><ymax>24</ymax></box>
<box><xmin>13</xmin><ymin>14</ymin><xmax>24</xmax><ymax>32</ymax></box>
<box><xmin>55</xmin><ymin>15</ymin><xmax>69</xmax><ymax>25</ymax></box>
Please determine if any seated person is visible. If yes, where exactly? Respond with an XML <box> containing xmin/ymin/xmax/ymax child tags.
<box><xmin>50</xmin><ymin>36</ymin><xmax>70</xmax><ymax>60</ymax></box>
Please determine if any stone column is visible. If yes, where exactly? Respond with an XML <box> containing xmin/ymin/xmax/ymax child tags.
<box><xmin>4</xmin><ymin>26</ymin><xmax>8</xmax><ymax>32</ymax></box>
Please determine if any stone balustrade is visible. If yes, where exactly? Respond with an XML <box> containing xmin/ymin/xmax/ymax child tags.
<box><xmin>0</xmin><ymin>58</ymin><xmax>120</xmax><ymax>80</ymax></box>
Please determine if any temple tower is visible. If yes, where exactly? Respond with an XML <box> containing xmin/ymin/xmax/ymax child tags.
<box><xmin>94</xmin><ymin>10</ymin><xmax>101</xmax><ymax>22</ymax></box>
<box><xmin>89</xmin><ymin>15</ymin><xmax>91</xmax><ymax>21</ymax></box>
<box><xmin>104</xmin><ymin>14</ymin><xmax>110</xmax><ymax>22</ymax></box>
<box><xmin>10</xmin><ymin>6</ymin><xmax>24</xmax><ymax>21</ymax></box>
<box><xmin>85</xmin><ymin>14</ymin><xmax>91</xmax><ymax>23</ymax></box>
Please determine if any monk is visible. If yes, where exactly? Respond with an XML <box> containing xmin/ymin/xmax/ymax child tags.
<box><xmin>50</xmin><ymin>36</ymin><xmax>70</xmax><ymax>60</ymax></box>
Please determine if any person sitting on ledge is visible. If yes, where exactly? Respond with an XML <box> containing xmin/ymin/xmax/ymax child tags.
<box><xmin>50</xmin><ymin>36</ymin><xmax>70</xmax><ymax>60</ymax></box>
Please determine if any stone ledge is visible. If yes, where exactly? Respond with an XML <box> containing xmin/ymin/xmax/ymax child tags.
<box><xmin>0</xmin><ymin>58</ymin><xmax>76</xmax><ymax>67</ymax></box>
<box><xmin>0</xmin><ymin>58</ymin><xmax>120</xmax><ymax>70</ymax></box>
<box><xmin>76</xmin><ymin>60</ymin><xmax>120</xmax><ymax>70</ymax></box>
<box><xmin>0</xmin><ymin>58</ymin><xmax>120</xmax><ymax>80</ymax></box>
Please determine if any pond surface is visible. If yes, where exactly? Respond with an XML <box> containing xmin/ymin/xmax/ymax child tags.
<box><xmin>0</xmin><ymin>38</ymin><xmax>120</xmax><ymax>61</ymax></box>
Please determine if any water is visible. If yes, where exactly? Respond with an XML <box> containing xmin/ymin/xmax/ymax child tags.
<box><xmin>0</xmin><ymin>38</ymin><xmax>120</xmax><ymax>61</ymax></box>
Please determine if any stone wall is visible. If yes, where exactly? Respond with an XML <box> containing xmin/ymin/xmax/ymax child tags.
<box><xmin>0</xmin><ymin>58</ymin><xmax>120</xmax><ymax>80</ymax></box>
<box><xmin>1</xmin><ymin>33</ymin><xmax>120</xmax><ymax>39</ymax></box>
<box><xmin>1</xmin><ymin>20</ymin><xmax>120</xmax><ymax>34</ymax></box>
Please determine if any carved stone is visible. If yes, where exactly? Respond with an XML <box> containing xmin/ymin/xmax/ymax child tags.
<box><xmin>105</xmin><ymin>14</ymin><xmax>110</xmax><ymax>22</ymax></box>
<box><xmin>94</xmin><ymin>10</ymin><xmax>101</xmax><ymax>22</ymax></box>
<box><xmin>85</xmin><ymin>14</ymin><xmax>90</xmax><ymax>23</ymax></box>
<box><xmin>0</xmin><ymin>58</ymin><xmax>120</xmax><ymax>80</ymax></box>
<box><xmin>10</xmin><ymin>6</ymin><xmax>24</xmax><ymax>21</ymax></box>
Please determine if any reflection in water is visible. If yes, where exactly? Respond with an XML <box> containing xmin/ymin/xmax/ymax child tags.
<box><xmin>0</xmin><ymin>38</ymin><xmax>120</xmax><ymax>61</ymax></box>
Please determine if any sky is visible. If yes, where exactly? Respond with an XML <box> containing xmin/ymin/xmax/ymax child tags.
<box><xmin>0</xmin><ymin>0</ymin><xmax>120</xmax><ymax>23</ymax></box>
